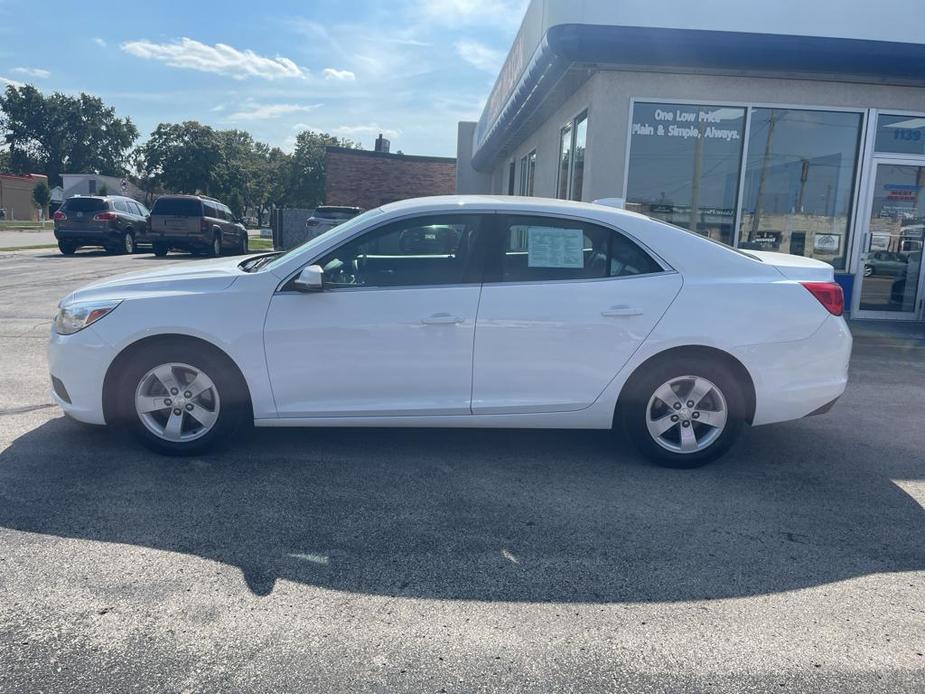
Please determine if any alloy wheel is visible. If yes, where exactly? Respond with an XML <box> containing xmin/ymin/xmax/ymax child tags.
<box><xmin>124</xmin><ymin>233</ymin><xmax>134</xmax><ymax>254</ymax></box>
<box><xmin>645</xmin><ymin>375</ymin><xmax>728</xmax><ymax>454</ymax></box>
<box><xmin>134</xmin><ymin>362</ymin><xmax>221</xmax><ymax>443</ymax></box>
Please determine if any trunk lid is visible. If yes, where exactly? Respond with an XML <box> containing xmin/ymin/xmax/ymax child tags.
<box><xmin>748</xmin><ymin>251</ymin><xmax>835</xmax><ymax>281</ymax></box>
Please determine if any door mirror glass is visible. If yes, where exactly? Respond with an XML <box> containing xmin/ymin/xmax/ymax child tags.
<box><xmin>293</xmin><ymin>265</ymin><xmax>324</xmax><ymax>292</ymax></box>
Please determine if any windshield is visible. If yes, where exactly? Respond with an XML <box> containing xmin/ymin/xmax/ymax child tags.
<box><xmin>261</xmin><ymin>208</ymin><xmax>384</xmax><ymax>273</ymax></box>
<box><xmin>151</xmin><ymin>198</ymin><xmax>202</xmax><ymax>216</ymax></box>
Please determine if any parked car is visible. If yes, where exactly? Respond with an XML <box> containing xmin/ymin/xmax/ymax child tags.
<box><xmin>305</xmin><ymin>206</ymin><xmax>363</xmax><ymax>239</ymax></box>
<box><xmin>48</xmin><ymin>196</ymin><xmax>851</xmax><ymax>467</ymax></box>
<box><xmin>863</xmin><ymin>250</ymin><xmax>908</xmax><ymax>277</ymax></box>
<box><xmin>147</xmin><ymin>195</ymin><xmax>248</xmax><ymax>257</ymax></box>
<box><xmin>53</xmin><ymin>195</ymin><xmax>150</xmax><ymax>255</ymax></box>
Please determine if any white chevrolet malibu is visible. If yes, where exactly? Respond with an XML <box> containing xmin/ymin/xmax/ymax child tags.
<box><xmin>48</xmin><ymin>196</ymin><xmax>852</xmax><ymax>467</ymax></box>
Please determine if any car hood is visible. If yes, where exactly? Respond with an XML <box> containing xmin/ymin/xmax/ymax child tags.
<box><xmin>62</xmin><ymin>256</ymin><xmax>246</xmax><ymax>305</ymax></box>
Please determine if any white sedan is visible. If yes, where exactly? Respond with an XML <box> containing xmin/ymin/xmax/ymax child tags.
<box><xmin>48</xmin><ymin>196</ymin><xmax>852</xmax><ymax>467</ymax></box>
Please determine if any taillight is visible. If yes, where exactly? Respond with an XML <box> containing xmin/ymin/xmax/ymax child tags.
<box><xmin>801</xmin><ymin>281</ymin><xmax>844</xmax><ymax>316</ymax></box>
<box><xmin>53</xmin><ymin>210</ymin><xmax>66</xmax><ymax>221</ymax></box>
<box><xmin>93</xmin><ymin>211</ymin><xmax>117</xmax><ymax>221</ymax></box>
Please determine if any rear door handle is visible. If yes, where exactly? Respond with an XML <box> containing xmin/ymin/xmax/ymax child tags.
<box><xmin>421</xmin><ymin>313</ymin><xmax>464</xmax><ymax>325</ymax></box>
<box><xmin>601</xmin><ymin>306</ymin><xmax>643</xmax><ymax>318</ymax></box>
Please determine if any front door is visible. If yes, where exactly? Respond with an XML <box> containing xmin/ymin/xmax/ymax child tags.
<box><xmin>854</xmin><ymin>160</ymin><xmax>925</xmax><ymax>320</ymax></box>
<box><xmin>471</xmin><ymin>214</ymin><xmax>682</xmax><ymax>414</ymax></box>
<box><xmin>263</xmin><ymin>214</ymin><xmax>486</xmax><ymax>418</ymax></box>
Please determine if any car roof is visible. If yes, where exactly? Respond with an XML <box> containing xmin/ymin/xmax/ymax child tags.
<box><xmin>377</xmin><ymin>195</ymin><xmax>650</xmax><ymax>223</ymax></box>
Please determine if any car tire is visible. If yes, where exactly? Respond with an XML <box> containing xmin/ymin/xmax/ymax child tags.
<box><xmin>58</xmin><ymin>242</ymin><xmax>76</xmax><ymax>255</ymax></box>
<box><xmin>863</xmin><ymin>265</ymin><xmax>873</xmax><ymax>278</ymax></box>
<box><xmin>113</xmin><ymin>341</ymin><xmax>250</xmax><ymax>456</ymax></box>
<box><xmin>620</xmin><ymin>356</ymin><xmax>745</xmax><ymax>469</ymax></box>
<box><xmin>122</xmin><ymin>231</ymin><xmax>135</xmax><ymax>255</ymax></box>
<box><xmin>153</xmin><ymin>242</ymin><xmax>169</xmax><ymax>257</ymax></box>
<box><xmin>208</xmin><ymin>233</ymin><xmax>222</xmax><ymax>258</ymax></box>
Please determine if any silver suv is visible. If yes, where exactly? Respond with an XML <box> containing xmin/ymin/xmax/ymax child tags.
<box><xmin>305</xmin><ymin>206</ymin><xmax>363</xmax><ymax>240</ymax></box>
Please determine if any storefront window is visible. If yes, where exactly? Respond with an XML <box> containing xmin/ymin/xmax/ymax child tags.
<box><xmin>557</xmin><ymin>123</ymin><xmax>572</xmax><ymax>199</ymax></box>
<box><xmin>739</xmin><ymin>109</ymin><xmax>862</xmax><ymax>270</ymax></box>
<box><xmin>875</xmin><ymin>114</ymin><xmax>925</xmax><ymax>156</ymax></box>
<box><xmin>570</xmin><ymin>112</ymin><xmax>588</xmax><ymax>201</ymax></box>
<box><xmin>626</xmin><ymin>102</ymin><xmax>746</xmax><ymax>244</ymax></box>
<box><xmin>526</xmin><ymin>150</ymin><xmax>536</xmax><ymax>196</ymax></box>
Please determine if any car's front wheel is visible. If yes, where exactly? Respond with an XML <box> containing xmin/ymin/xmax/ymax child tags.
<box><xmin>621</xmin><ymin>357</ymin><xmax>744</xmax><ymax>468</ymax></box>
<box><xmin>114</xmin><ymin>343</ymin><xmax>249</xmax><ymax>455</ymax></box>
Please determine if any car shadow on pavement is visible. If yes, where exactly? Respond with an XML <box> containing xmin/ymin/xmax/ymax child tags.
<box><xmin>1</xmin><ymin>417</ymin><xmax>923</xmax><ymax>601</ymax></box>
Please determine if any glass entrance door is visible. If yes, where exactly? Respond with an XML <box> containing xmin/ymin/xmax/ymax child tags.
<box><xmin>855</xmin><ymin>161</ymin><xmax>925</xmax><ymax>319</ymax></box>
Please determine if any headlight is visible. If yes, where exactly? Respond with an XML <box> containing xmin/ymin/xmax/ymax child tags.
<box><xmin>54</xmin><ymin>300</ymin><xmax>122</xmax><ymax>335</ymax></box>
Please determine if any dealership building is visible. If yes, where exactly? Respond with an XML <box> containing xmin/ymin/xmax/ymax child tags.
<box><xmin>456</xmin><ymin>0</ymin><xmax>925</xmax><ymax>322</ymax></box>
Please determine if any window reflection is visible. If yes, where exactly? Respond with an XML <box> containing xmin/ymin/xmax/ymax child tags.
<box><xmin>626</xmin><ymin>103</ymin><xmax>746</xmax><ymax>244</ymax></box>
<box><xmin>738</xmin><ymin>109</ymin><xmax>862</xmax><ymax>270</ymax></box>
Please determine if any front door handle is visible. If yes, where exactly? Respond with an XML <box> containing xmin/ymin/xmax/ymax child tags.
<box><xmin>421</xmin><ymin>313</ymin><xmax>464</xmax><ymax>325</ymax></box>
<box><xmin>601</xmin><ymin>305</ymin><xmax>643</xmax><ymax>318</ymax></box>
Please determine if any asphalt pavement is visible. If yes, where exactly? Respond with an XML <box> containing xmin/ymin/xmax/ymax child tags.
<box><xmin>0</xmin><ymin>248</ymin><xmax>923</xmax><ymax>693</ymax></box>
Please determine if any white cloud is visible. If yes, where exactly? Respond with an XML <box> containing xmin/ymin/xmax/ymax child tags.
<box><xmin>454</xmin><ymin>40</ymin><xmax>504</xmax><ymax>73</ymax></box>
<box><xmin>11</xmin><ymin>67</ymin><xmax>50</xmax><ymax>79</ymax></box>
<box><xmin>93</xmin><ymin>37</ymin><xmax>107</xmax><ymax>47</ymax></box>
<box><xmin>322</xmin><ymin>68</ymin><xmax>356</xmax><ymax>81</ymax></box>
<box><xmin>120</xmin><ymin>37</ymin><xmax>306</xmax><ymax>80</ymax></box>
<box><xmin>0</xmin><ymin>76</ymin><xmax>25</xmax><ymax>88</ymax></box>
<box><xmin>210</xmin><ymin>104</ymin><xmax>226</xmax><ymax>112</ymax></box>
<box><xmin>412</xmin><ymin>0</ymin><xmax>527</xmax><ymax>26</ymax></box>
<box><xmin>227</xmin><ymin>103</ymin><xmax>322</xmax><ymax>121</ymax></box>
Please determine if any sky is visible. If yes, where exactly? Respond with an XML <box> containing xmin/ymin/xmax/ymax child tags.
<box><xmin>0</xmin><ymin>0</ymin><xmax>528</xmax><ymax>156</ymax></box>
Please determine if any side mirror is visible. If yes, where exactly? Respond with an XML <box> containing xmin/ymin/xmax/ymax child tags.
<box><xmin>293</xmin><ymin>265</ymin><xmax>324</xmax><ymax>292</ymax></box>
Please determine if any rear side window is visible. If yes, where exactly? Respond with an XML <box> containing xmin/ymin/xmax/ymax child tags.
<box><xmin>494</xmin><ymin>215</ymin><xmax>663</xmax><ymax>283</ymax></box>
<box><xmin>61</xmin><ymin>198</ymin><xmax>106</xmax><ymax>213</ymax></box>
<box><xmin>151</xmin><ymin>198</ymin><xmax>202</xmax><ymax>216</ymax></box>
<box><xmin>113</xmin><ymin>200</ymin><xmax>129</xmax><ymax>213</ymax></box>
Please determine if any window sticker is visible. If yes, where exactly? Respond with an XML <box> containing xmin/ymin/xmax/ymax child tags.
<box><xmin>527</xmin><ymin>227</ymin><xmax>585</xmax><ymax>268</ymax></box>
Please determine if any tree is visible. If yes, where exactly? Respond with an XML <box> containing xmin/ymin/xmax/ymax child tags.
<box><xmin>0</xmin><ymin>147</ymin><xmax>9</xmax><ymax>173</ymax></box>
<box><xmin>139</xmin><ymin>121</ymin><xmax>223</xmax><ymax>195</ymax></box>
<box><xmin>287</xmin><ymin>130</ymin><xmax>359</xmax><ymax>208</ymax></box>
<box><xmin>0</xmin><ymin>84</ymin><xmax>138</xmax><ymax>185</ymax></box>
<box><xmin>97</xmin><ymin>183</ymin><xmax>109</xmax><ymax>196</ymax></box>
<box><xmin>32</xmin><ymin>180</ymin><xmax>50</xmax><ymax>218</ymax></box>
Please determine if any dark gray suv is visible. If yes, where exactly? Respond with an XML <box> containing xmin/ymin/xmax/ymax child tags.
<box><xmin>53</xmin><ymin>195</ymin><xmax>150</xmax><ymax>255</ymax></box>
<box><xmin>147</xmin><ymin>195</ymin><xmax>248</xmax><ymax>257</ymax></box>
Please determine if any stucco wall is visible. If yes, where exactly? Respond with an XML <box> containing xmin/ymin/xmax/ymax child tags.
<box><xmin>475</xmin><ymin>70</ymin><xmax>925</xmax><ymax>202</ymax></box>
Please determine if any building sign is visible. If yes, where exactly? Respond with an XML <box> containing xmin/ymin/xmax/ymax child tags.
<box><xmin>631</xmin><ymin>106</ymin><xmax>743</xmax><ymax>143</ymax></box>
<box><xmin>814</xmin><ymin>233</ymin><xmax>841</xmax><ymax>253</ymax></box>
<box><xmin>876</xmin><ymin>115</ymin><xmax>925</xmax><ymax>156</ymax></box>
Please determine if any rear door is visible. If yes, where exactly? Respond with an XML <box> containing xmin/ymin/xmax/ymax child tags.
<box><xmin>471</xmin><ymin>214</ymin><xmax>683</xmax><ymax>414</ymax></box>
<box><xmin>151</xmin><ymin>198</ymin><xmax>203</xmax><ymax>237</ymax></box>
<box><xmin>60</xmin><ymin>197</ymin><xmax>108</xmax><ymax>230</ymax></box>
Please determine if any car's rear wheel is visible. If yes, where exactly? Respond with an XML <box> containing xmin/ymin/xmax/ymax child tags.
<box><xmin>115</xmin><ymin>343</ymin><xmax>249</xmax><ymax>456</ymax></box>
<box><xmin>58</xmin><ymin>241</ymin><xmax>76</xmax><ymax>255</ymax></box>
<box><xmin>621</xmin><ymin>357</ymin><xmax>744</xmax><ymax>468</ymax></box>
<box><xmin>153</xmin><ymin>242</ymin><xmax>169</xmax><ymax>257</ymax></box>
<box><xmin>121</xmin><ymin>231</ymin><xmax>135</xmax><ymax>255</ymax></box>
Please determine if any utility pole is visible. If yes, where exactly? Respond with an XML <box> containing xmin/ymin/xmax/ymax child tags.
<box><xmin>750</xmin><ymin>110</ymin><xmax>779</xmax><ymax>241</ymax></box>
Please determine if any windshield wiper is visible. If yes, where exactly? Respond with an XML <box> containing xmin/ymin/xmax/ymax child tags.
<box><xmin>240</xmin><ymin>252</ymin><xmax>283</xmax><ymax>272</ymax></box>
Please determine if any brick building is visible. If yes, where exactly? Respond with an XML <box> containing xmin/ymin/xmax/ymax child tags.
<box><xmin>324</xmin><ymin>146</ymin><xmax>456</xmax><ymax>210</ymax></box>
<box><xmin>0</xmin><ymin>173</ymin><xmax>49</xmax><ymax>221</ymax></box>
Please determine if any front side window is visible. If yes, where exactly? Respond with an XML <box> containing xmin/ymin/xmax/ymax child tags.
<box><xmin>557</xmin><ymin>123</ymin><xmax>572</xmax><ymax>199</ymax></box>
<box><xmin>493</xmin><ymin>215</ymin><xmax>663</xmax><ymax>283</ymax></box>
<box><xmin>315</xmin><ymin>215</ymin><xmax>484</xmax><ymax>288</ymax></box>
<box><xmin>570</xmin><ymin>113</ymin><xmax>588</xmax><ymax>201</ymax></box>
<box><xmin>626</xmin><ymin>102</ymin><xmax>746</xmax><ymax>244</ymax></box>
<box><xmin>739</xmin><ymin>108</ymin><xmax>862</xmax><ymax>270</ymax></box>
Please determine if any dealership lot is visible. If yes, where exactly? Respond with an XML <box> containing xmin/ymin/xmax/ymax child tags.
<box><xmin>0</xmin><ymin>249</ymin><xmax>923</xmax><ymax>693</ymax></box>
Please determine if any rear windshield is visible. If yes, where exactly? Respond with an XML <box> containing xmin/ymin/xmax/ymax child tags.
<box><xmin>61</xmin><ymin>198</ymin><xmax>106</xmax><ymax>213</ymax></box>
<box><xmin>151</xmin><ymin>198</ymin><xmax>202</xmax><ymax>216</ymax></box>
<box><xmin>315</xmin><ymin>207</ymin><xmax>359</xmax><ymax>219</ymax></box>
